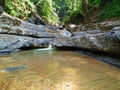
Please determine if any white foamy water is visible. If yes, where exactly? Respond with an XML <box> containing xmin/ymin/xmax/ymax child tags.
<box><xmin>38</xmin><ymin>44</ymin><xmax>53</xmax><ymax>51</ymax></box>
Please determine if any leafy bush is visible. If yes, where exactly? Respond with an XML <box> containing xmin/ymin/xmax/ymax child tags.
<box><xmin>99</xmin><ymin>0</ymin><xmax>120</xmax><ymax>20</ymax></box>
<box><xmin>63</xmin><ymin>10</ymin><xmax>84</xmax><ymax>24</ymax></box>
<box><xmin>4</xmin><ymin>0</ymin><xmax>120</xmax><ymax>24</ymax></box>
<box><xmin>5</xmin><ymin>0</ymin><xmax>35</xmax><ymax>19</ymax></box>
<box><xmin>30</xmin><ymin>0</ymin><xmax>59</xmax><ymax>24</ymax></box>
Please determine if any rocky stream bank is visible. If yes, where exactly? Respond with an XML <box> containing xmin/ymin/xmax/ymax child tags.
<box><xmin>0</xmin><ymin>12</ymin><xmax>120</xmax><ymax>66</ymax></box>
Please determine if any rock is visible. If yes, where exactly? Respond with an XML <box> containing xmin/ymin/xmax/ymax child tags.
<box><xmin>72</xmin><ymin>31</ymin><xmax>87</xmax><ymax>37</ymax></box>
<box><xmin>112</xmin><ymin>26</ymin><xmax>120</xmax><ymax>30</ymax></box>
<box><xmin>0</xmin><ymin>13</ymin><xmax>21</xmax><ymax>26</ymax></box>
<box><xmin>76</xmin><ymin>25</ymin><xmax>83</xmax><ymax>31</ymax></box>
<box><xmin>75</xmin><ymin>21</ymin><xmax>120</xmax><ymax>31</ymax></box>
<box><xmin>53</xmin><ymin>36</ymin><xmax>74</xmax><ymax>47</ymax></box>
<box><xmin>53</xmin><ymin>30</ymin><xmax>120</xmax><ymax>55</ymax></box>
<box><xmin>0</xmin><ymin>13</ymin><xmax>56</xmax><ymax>54</ymax></box>
<box><xmin>72</xmin><ymin>30</ymin><xmax>102</xmax><ymax>37</ymax></box>
<box><xmin>74</xmin><ymin>23</ymin><xmax>99</xmax><ymax>31</ymax></box>
<box><xmin>87</xmin><ymin>30</ymin><xmax>102</xmax><ymax>34</ymax></box>
<box><xmin>57</xmin><ymin>29</ymin><xmax>71</xmax><ymax>37</ymax></box>
<box><xmin>0</xmin><ymin>13</ymin><xmax>46</xmax><ymax>31</ymax></box>
<box><xmin>0</xmin><ymin>65</ymin><xmax>27</xmax><ymax>72</ymax></box>
<box><xmin>0</xmin><ymin>34</ymin><xmax>53</xmax><ymax>54</ymax></box>
<box><xmin>1</xmin><ymin>12</ymin><xmax>120</xmax><ymax>57</ymax></box>
<box><xmin>0</xmin><ymin>13</ymin><xmax>72</xmax><ymax>54</ymax></box>
<box><xmin>66</xmin><ymin>24</ymin><xmax>77</xmax><ymax>32</ymax></box>
<box><xmin>99</xmin><ymin>21</ymin><xmax>120</xmax><ymax>30</ymax></box>
<box><xmin>81</xmin><ymin>25</ymin><xmax>86</xmax><ymax>31</ymax></box>
<box><xmin>0</xmin><ymin>6</ymin><xmax>3</xmax><ymax>14</ymax></box>
<box><xmin>27</xmin><ymin>12</ymin><xmax>46</xmax><ymax>25</ymax></box>
<box><xmin>0</xmin><ymin>24</ymin><xmax>56</xmax><ymax>38</ymax></box>
<box><xmin>0</xmin><ymin>13</ymin><xmax>71</xmax><ymax>38</ymax></box>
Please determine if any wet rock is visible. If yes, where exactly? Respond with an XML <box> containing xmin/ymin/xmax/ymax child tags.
<box><xmin>0</xmin><ymin>65</ymin><xmax>27</xmax><ymax>72</ymax></box>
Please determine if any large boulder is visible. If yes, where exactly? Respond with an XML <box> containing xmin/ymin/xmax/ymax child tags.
<box><xmin>53</xmin><ymin>29</ymin><xmax>120</xmax><ymax>55</ymax></box>
<box><xmin>0</xmin><ymin>24</ymin><xmax>56</xmax><ymax>38</ymax></box>
<box><xmin>0</xmin><ymin>34</ymin><xmax>53</xmax><ymax>54</ymax></box>
<box><xmin>98</xmin><ymin>21</ymin><xmax>120</xmax><ymax>30</ymax></box>
<box><xmin>0</xmin><ymin>13</ymin><xmax>71</xmax><ymax>38</ymax></box>
<box><xmin>0</xmin><ymin>13</ymin><xmax>59</xmax><ymax>54</ymax></box>
<box><xmin>66</xmin><ymin>21</ymin><xmax>120</xmax><ymax>32</ymax></box>
<box><xmin>0</xmin><ymin>13</ymin><xmax>54</xmax><ymax>34</ymax></box>
<box><xmin>0</xmin><ymin>13</ymin><xmax>72</xmax><ymax>54</ymax></box>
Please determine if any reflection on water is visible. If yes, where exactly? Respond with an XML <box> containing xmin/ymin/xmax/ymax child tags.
<box><xmin>0</xmin><ymin>50</ymin><xmax>120</xmax><ymax>90</ymax></box>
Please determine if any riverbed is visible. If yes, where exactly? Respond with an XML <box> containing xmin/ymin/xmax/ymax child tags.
<box><xmin>0</xmin><ymin>50</ymin><xmax>120</xmax><ymax>90</ymax></box>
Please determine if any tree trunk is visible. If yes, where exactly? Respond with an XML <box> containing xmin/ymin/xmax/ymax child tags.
<box><xmin>82</xmin><ymin>0</ymin><xmax>90</xmax><ymax>24</ymax></box>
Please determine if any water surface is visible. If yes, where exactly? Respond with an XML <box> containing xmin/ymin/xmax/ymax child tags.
<box><xmin>0</xmin><ymin>50</ymin><xmax>120</xmax><ymax>90</ymax></box>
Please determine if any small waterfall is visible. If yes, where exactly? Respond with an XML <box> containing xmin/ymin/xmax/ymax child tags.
<box><xmin>38</xmin><ymin>44</ymin><xmax>53</xmax><ymax>51</ymax></box>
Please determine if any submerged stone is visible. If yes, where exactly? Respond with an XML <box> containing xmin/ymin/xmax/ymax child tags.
<box><xmin>0</xmin><ymin>65</ymin><xmax>27</xmax><ymax>72</ymax></box>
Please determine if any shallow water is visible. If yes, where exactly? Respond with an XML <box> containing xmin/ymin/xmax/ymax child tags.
<box><xmin>0</xmin><ymin>50</ymin><xmax>120</xmax><ymax>90</ymax></box>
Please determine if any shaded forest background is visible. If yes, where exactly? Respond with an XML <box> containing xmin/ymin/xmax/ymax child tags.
<box><xmin>0</xmin><ymin>0</ymin><xmax>120</xmax><ymax>24</ymax></box>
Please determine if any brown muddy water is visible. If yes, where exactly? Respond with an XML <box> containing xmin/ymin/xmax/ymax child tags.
<box><xmin>0</xmin><ymin>50</ymin><xmax>120</xmax><ymax>90</ymax></box>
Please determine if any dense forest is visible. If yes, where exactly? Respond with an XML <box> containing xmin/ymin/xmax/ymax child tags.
<box><xmin>1</xmin><ymin>0</ymin><xmax>120</xmax><ymax>25</ymax></box>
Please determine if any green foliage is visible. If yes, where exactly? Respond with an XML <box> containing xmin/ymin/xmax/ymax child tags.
<box><xmin>4</xmin><ymin>0</ymin><xmax>120</xmax><ymax>24</ymax></box>
<box><xmin>99</xmin><ymin>0</ymin><xmax>120</xmax><ymax>20</ymax></box>
<box><xmin>30</xmin><ymin>0</ymin><xmax>59</xmax><ymax>24</ymax></box>
<box><xmin>63</xmin><ymin>10</ymin><xmax>83</xmax><ymax>24</ymax></box>
<box><xmin>55</xmin><ymin>0</ymin><xmax>83</xmax><ymax>23</ymax></box>
<box><xmin>5</xmin><ymin>0</ymin><xmax>35</xmax><ymax>19</ymax></box>
<box><xmin>88</xmin><ymin>0</ymin><xmax>101</xmax><ymax>8</ymax></box>
<box><xmin>63</xmin><ymin>0</ymin><xmax>120</xmax><ymax>23</ymax></box>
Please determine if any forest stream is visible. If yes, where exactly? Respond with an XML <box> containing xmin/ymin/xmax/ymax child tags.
<box><xmin>0</xmin><ymin>0</ymin><xmax>120</xmax><ymax>90</ymax></box>
<box><xmin>0</xmin><ymin>49</ymin><xmax>120</xmax><ymax>90</ymax></box>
